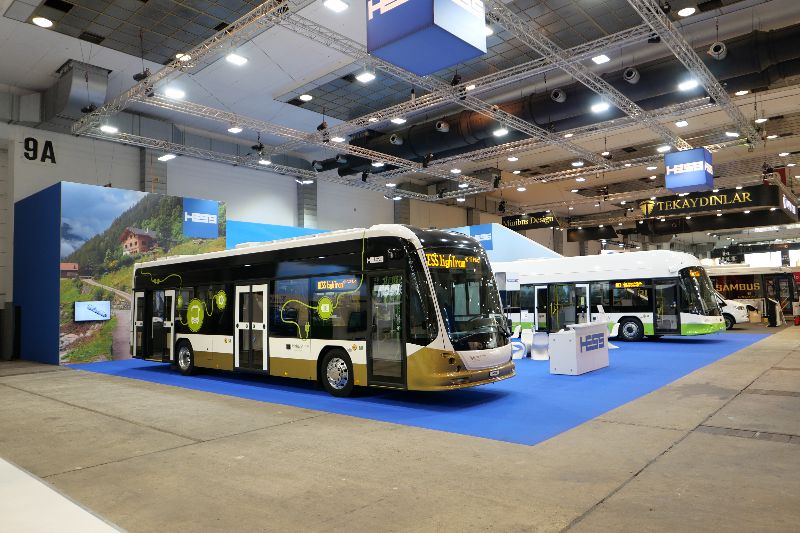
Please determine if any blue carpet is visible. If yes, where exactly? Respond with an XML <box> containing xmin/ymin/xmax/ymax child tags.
<box><xmin>75</xmin><ymin>333</ymin><xmax>767</xmax><ymax>446</ymax></box>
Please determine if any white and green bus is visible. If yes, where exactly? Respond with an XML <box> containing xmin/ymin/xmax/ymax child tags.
<box><xmin>132</xmin><ymin>224</ymin><xmax>514</xmax><ymax>396</ymax></box>
<box><xmin>494</xmin><ymin>250</ymin><xmax>725</xmax><ymax>341</ymax></box>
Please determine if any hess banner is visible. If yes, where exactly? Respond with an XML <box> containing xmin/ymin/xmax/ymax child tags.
<box><xmin>664</xmin><ymin>147</ymin><xmax>713</xmax><ymax>192</ymax></box>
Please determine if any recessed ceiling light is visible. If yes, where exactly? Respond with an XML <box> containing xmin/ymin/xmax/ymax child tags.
<box><xmin>713</xmin><ymin>189</ymin><xmax>719</xmax><ymax>192</ymax></box>
<box><xmin>392</xmin><ymin>195</ymin><xmax>402</xmax><ymax>201</ymax></box>
<box><xmin>564</xmin><ymin>133</ymin><xmax>574</xmax><ymax>138</ymax></box>
<box><xmin>591</xmin><ymin>102</ymin><xmax>610</xmax><ymax>113</ymax></box>
<box><xmin>99</xmin><ymin>124</ymin><xmax>118</xmax><ymax>134</ymax></box>
<box><xmin>368</xmin><ymin>117</ymin><xmax>379</xmax><ymax>123</ymax></box>
<box><xmin>779</xmin><ymin>152</ymin><xmax>790</xmax><ymax>157</ymax></box>
<box><xmin>576</xmin><ymin>177</ymin><xmax>586</xmax><ymax>182</ymax></box>
<box><xmin>650</xmin><ymin>196</ymin><xmax>656</xmax><ymax>200</ymax></box>
<box><xmin>571</xmin><ymin>160</ymin><xmax>584</xmax><ymax>167</ymax></box>
<box><xmin>227</xmin><ymin>126</ymin><xmax>243</xmax><ymax>134</ymax></box>
<box><xmin>517</xmin><ymin>187</ymin><xmax>527</xmax><ymax>192</ymax></box>
<box><xmin>734</xmin><ymin>90</ymin><xmax>749</xmax><ymax>96</ymax></box>
<box><xmin>624</xmin><ymin>163</ymin><xmax>632</xmax><ymax>167</ymax></box>
<box><xmin>685</xmin><ymin>216</ymin><xmax>692</xmax><ymax>220</ymax></box>
<box><xmin>164</xmin><ymin>87</ymin><xmax>185</xmax><ymax>99</ymax></box>
<box><xmin>771</xmin><ymin>207</ymin><xmax>777</xmax><ymax>211</ymax></box>
<box><xmin>450</xmin><ymin>168</ymin><xmax>461</xmax><ymax>174</ymax></box>
<box><xmin>591</xmin><ymin>54</ymin><xmax>611</xmax><ymax>64</ymax></box>
<box><xmin>299</xmin><ymin>94</ymin><xmax>313</xmax><ymax>102</ymax></box>
<box><xmin>618</xmin><ymin>222</ymin><xmax>623</xmax><ymax>226</ymax></box>
<box><xmin>678</xmin><ymin>79</ymin><xmax>699</xmax><ymax>91</ymax></box>
<box><xmin>660</xmin><ymin>218</ymin><xmax>666</xmax><ymax>222</ymax></box>
<box><xmin>766</xmin><ymin>134</ymin><xmax>778</xmax><ymax>139</ymax></box>
<box><xmin>755</xmin><ymin>117</ymin><xmax>768</xmax><ymax>124</ymax></box>
<box><xmin>158</xmin><ymin>154</ymin><xmax>176</xmax><ymax>162</ymax></box>
<box><xmin>647</xmin><ymin>166</ymin><xmax>658</xmax><ymax>170</ymax></box>
<box><xmin>507</xmin><ymin>156</ymin><xmax>518</xmax><ymax>162</ymax></box>
<box><xmin>493</xmin><ymin>127</ymin><xmax>509</xmax><ymax>137</ymax></box>
<box><xmin>788</xmin><ymin>163</ymin><xmax>796</xmax><ymax>167</ymax></box>
<box><xmin>355</xmin><ymin>70</ymin><xmax>376</xmax><ymax>83</ymax></box>
<box><xmin>331</xmin><ymin>136</ymin><xmax>346</xmax><ymax>143</ymax></box>
<box><xmin>31</xmin><ymin>16</ymin><xmax>53</xmax><ymax>28</ymax></box>
<box><xmin>570</xmin><ymin>189</ymin><xmax>579</xmax><ymax>193</ymax></box>
<box><xmin>594</xmin><ymin>203</ymin><xmax>600</xmax><ymax>207</ymax></box>
<box><xmin>295</xmin><ymin>178</ymin><xmax>314</xmax><ymax>185</ymax></box>
<box><xmin>744</xmin><ymin>210</ymin><xmax>750</xmax><ymax>214</ymax></box>
<box><xmin>323</xmin><ymin>0</ymin><xmax>348</xmax><ymax>12</ymax></box>
<box><xmin>568</xmin><ymin>206</ymin><xmax>574</xmax><ymax>210</ymax></box>
<box><xmin>717</xmin><ymin>213</ymin><xmax>722</xmax><ymax>216</ymax></box>
<box><xmin>258</xmin><ymin>158</ymin><xmax>271</xmax><ymax>165</ymax></box>
<box><xmin>725</xmin><ymin>131</ymin><xmax>740</xmax><ymax>137</ymax></box>
<box><xmin>458</xmin><ymin>182</ymin><xmax>469</xmax><ymax>188</ymax></box>
<box><xmin>677</xmin><ymin>7</ymin><xmax>696</xmax><ymax>17</ymax></box>
<box><xmin>599</xmin><ymin>224</ymin><xmax>604</xmax><ymax>227</ymax></box>
<box><xmin>484</xmin><ymin>25</ymin><xmax>493</xmax><ymax>36</ymax></box>
<box><xmin>225</xmin><ymin>53</ymin><xmax>248</xmax><ymax>66</ymax></box>
<box><xmin>456</xmin><ymin>197</ymin><xmax>466</xmax><ymax>203</ymax></box>
<box><xmin>736</xmin><ymin>185</ymin><xmax>743</xmax><ymax>189</ymax></box>
<box><xmin>372</xmin><ymin>161</ymin><xmax>385</xmax><ymax>167</ymax></box>
<box><xmin>390</xmin><ymin>117</ymin><xmax>406</xmax><ymax>124</ymax></box>
<box><xmin>675</xmin><ymin>120</ymin><xmax>688</xmax><ymax>128</ymax></box>
<box><xmin>386</xmin><ymin>183</ymin><xmax>397</xmax><ymax>188</ymax></box>
<box><xmin>465</xmin><ymin>84</ymin><xmax>476</xmax><ymax>91</ymax></box>
<box><xmin>601</xmin><ymin>151</ymin><xmax>610</xmax><ymax>156</ymax></box>
<box><xmin>175</xmin><ymin>53</ymin><xmax>191</xmax><ymax>62</ymax></box>
<box><xmin>649</xmin><ymin>175</ymin><xmax>657</xmax><ymax>180</ymax></box>
<box><xmin>512</xmin><ymin>170</ymin><xmax>521</xmax><ymax>174</ymax></box>
<box><xmin>620</xmin><ymin>200</ymin><xmax>627</xmax><ymax>205</ymax></box>
<box><xmin>656</xmin><ymin>145</ymin><xmax>672</xmax><ymax>153</ymax></box>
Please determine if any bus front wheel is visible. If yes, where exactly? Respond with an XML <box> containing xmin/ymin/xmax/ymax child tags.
<box><xmin>618</xmin><ymin>318</ymin><xmax>644</xmax><ymax>342</ymax></box>
<box><xmin>321</xmin><ymin>349</ymin><xmax>354</xmax><ymax>397</ymax></box>
<box><xmin>723</xmin><ymin>314</ymin><xmax>735</xmax><ymax>330</ymax></box>
<box><xmin>176</xmin><ymin>341</ymin><xmax>196</xmax><ymax>376</ymax></box>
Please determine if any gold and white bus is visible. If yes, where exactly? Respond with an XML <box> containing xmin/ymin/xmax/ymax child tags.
<box><xmin>131</xmin><ymin>225</ymin><xmax>514</xmax><ymax>396</ymax></box>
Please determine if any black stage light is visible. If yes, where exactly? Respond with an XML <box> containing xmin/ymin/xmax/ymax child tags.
<box><xmin>493</xmin><ymin>175</ymin><xmax>502</xmax><ymax>188</ymax></box>
<box><xmin>422</xmin><ymin>153</ymin><xmax>434</xmax><ymax>168</ymax></box>
<box><xmin>317</xmin><ymin>120</ymin><xmax>328</xmax><ymax>132</ymax></box>
<box><xmin>498</xmin><ymin>200</ymin><xmax>506</xmax><ymax>213</ymax></box>
<box><xmin>450</xmin><ymin>73</ymin><xmax>462</xmax><ymax>86</ymax></box>
<box><xmin>132</xmin><ymin>69</ymin><xmax>150</xmax><ymax>82</ymax></box>
<box><xmin>81</xmin><ymin>103</ymin><xmax>97</xmax><ymax>114</ymax></box>
<box><xmin>361</xmin><ymin>171</ymin><xmax>369</xmax><ymax>182</ymax></box>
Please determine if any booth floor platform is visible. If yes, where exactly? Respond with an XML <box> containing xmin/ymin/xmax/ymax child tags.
<box><xmin>76</xmin><ymin>333</ymin><xmax>766</xmax><ymax>446</ymax></box>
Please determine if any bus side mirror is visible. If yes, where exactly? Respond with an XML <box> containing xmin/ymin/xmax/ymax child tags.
<box><xmin>507</xmin><ymin>318</ymin><xmax>513</xmax><ymax>329</ymax></box>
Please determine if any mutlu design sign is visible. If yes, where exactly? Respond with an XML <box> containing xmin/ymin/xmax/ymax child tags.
<box><xmin>502</xmin><ymin>212</ymin><xmax>556</xmax><ymax>231</ymax></box>
<box><xmin>367</xmin><ymin>0</ymin><xmax>487</xmax><ymax>75</ymax></box>
<box><xmin>638</xmin><ymin>185</ymin><xmax>779</xmax><ymax>217</ymax></box>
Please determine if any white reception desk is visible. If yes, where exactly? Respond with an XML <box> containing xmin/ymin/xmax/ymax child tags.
<box><xmin>548</xmin><ymin>322</ymin><xmax>610</xmax><ymax>375</ymax></box>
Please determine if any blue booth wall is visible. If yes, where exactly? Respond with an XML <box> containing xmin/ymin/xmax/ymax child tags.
<box><xmin>448</xmin><ymin>223</ymin><xmax>562</xmax><ymax>262</ymax></box>
<box><xmin>226</xmin><ymin>221</ymin><xmax>325</xmax><ymax>249</ymax></box>
<box><xmin>13</xmin><ymin>183</ymin><xmax>61</xmax><ymax>364</ymax></box>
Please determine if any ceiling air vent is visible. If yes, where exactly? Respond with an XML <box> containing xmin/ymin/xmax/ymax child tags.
<box><xmin>622</xmin><ymin>146</ymin><xmax>638</xmax><ymax>153</ymax></box>
<box><xmin>287</xmin><ymin>97</ymin><xmax>305</xmax><ymax>106</ymax></box>
<box><xmin>78</xmin><ymin>32</ymin><xmax>104</xmax><ymax>44</ymax></box>
<box><xmin>214</xmin><ymin>22</ymin><xmax>229</xmax><ymax>32</ymax></box>
<box><xmin>341</xmin><ymin>73</ymin><xmax>357</xmax><ymax>83</ymax></box>
<box><xmin>43</xmin><ymin>0</ymin><xmax>73</xmax><ymax>12</ymax></box>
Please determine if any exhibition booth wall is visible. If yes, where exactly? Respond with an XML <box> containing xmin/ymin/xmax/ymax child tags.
<box><xmin>448</xmin><ymin>223</ymin><xmax>562</xmax><ymax>262</ymax></box>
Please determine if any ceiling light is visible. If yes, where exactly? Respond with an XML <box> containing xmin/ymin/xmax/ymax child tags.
<box><xmin>295</xmin><ymin>178</ymin><xmax>314</xmax><ymax>185</ymax></box>
<box><xmin>725</xmin><ymin>131</ymin><xmax>740</xmax><ymax>138</ymax></box>
<box><xmin>158</xmin><ymin>154</ymin><xmax>176</xmax><ymax>162</ymax></box>
<box><xmin>650</xmin><ymin>196</ymin><xmax>656</xmax><ymax>200</ymax></box>
<box><xmin>713</xmin><ymin>188</ymin><xmax>719</xmax><ymax>192</ymax></box>
<box><xmin>766</xmin><ymin>134</ymin><xmax>778</xmax><ymax>139</ymax></box>
<box><xmin>736</xmin><ymin>185</ymin><xmax>743</xmax><ymax>189</ymax></box>
<box><xmin>685</xmin><ymin>216</ymin><xmax>692</xmax><ymax>220</ymax></box>
<box><xmin>32</xmin><ymin>16</ymin><xmax>53</xmax><ymax>28</ymax></box>
<box><xmin>620</xmin><ymin>200</ymin><xmax>627</xmax><ymax>205</ymax></box>
<box><xmin>571</xmin><ymin>160</ymin><xmax>584</xmax><ymax>167</ymax></box>
<box><xmin>624</xmin><ymin>163</ymin><xmax>632</xmax><ymax>167</ymax></box>
<box><xmin>656</xmin><ymin>145</ymin><xmax>672</xmax><ymax>153</ymax></box>
<box><xmin>458</xmin><ymin>182</ymin><xmax>469</xmax><ymax>188</ymax></box>
<box><xmin>392</xmin><ymin>195</ymin><xmax>402</xmax><ymax>201</ymax></box>
<box><xmin>717</xmin><ymin>213</ymin><xmax>722</xmax><ymax>216</ymax></box>
<box><xmin>788</xmin><ymin>163</ymin><xmax>796</xmax><ymax>167</ymax></box>
<box><xmin>331</xmin><ymin>136</ymin><xmax>346</xmax><ymax>143</ymax></box>
<box><xmin>227</xmin><ymin>126</ymin><xmax>243</xmax><ymax>134</ymax></box>
<box><xmin>507</xmin><ymin>156</ymin><xmax>518</xmax><ymax>162</ymax></box>
<box><xmin>457</xmin><ymin>197</ymin><xmax>466</xmax><ymax>202</ymax></box>
<box><xmin>568</xmin><ymin>206</ymin><xmax>574</xmax><ymax>210</ymax></box>
<box><xmin>570</xmin><ymin>188</ymin><xmax>579</xmax><ymax>193</ymax></box>
<box><xmin>298</xmin><ymin>94</ymin><xmax>313</xmax><ymax>102</ymax></box>
<box><xmin>512</xmin><ymin>170</ymin><xmax>521</xmax><ymax>175</ymax></box>
<box><xmin>493</xmin><ymin>127</ymin><xmax>509</xmax><ymax>137</ymax></box>
<box><xmin>771</xmin><ymin>207</ymin><xmax>777</xmax><ymax>211</ymax></box>
<box><xmin>390</xmin><ymin>117</ymin><xmax>406</xmax><ymax>124</ymax></box>
<box><xmin>99</xmin><ymin>125</ymin><xmax>118</xmax><ymax>134</ymax></box>
<box><xmin>225</xmin><ymin>53</ymin><xmax>248</xmax><ymax>66</ymax></box>
<box><xmin>323</xmin><ymin>0</ymin><xmax>349</xmax><ymax>12</ymax></box>
<box><xmin>591</xmin><ymin>102</ymin><xmax>610</xmax><ymax>113</ymax></box>
<box><xmin>660</xmin><ymin>218</ymin><xmax>666</xmax><ymax>222</ymax></box>
<box><xmin>175</xmin><ymin>53</ymin><xmax>191</xmax><ymax>62</ymax></box>
<box><xmin>484</xmin><ymin>25</ymin><xmax>493</xmax><ymax>36</ymax></box>
<box><xmin>258</xmin><ymin>158</ymin><xmax>271</xmax><ymax>165</ymax></box>
<box><xmin>576</xmin><ymin>177</ymin><xmax>586</xmax><ymax>182</ymax></box>
<box><xmin>675</xmin><ymin>120</ymin><xmax>688</xmax><ymax>128</ymax></box>
<box><xmin>594</xmin><ymin>203</ymin><xmax>600</xmax><ymax>207</ymax></box>
<box><xmin>647</xmin><ymin>165</ymin><xmax>658</xmax><ymax>170</ymax></box>
<box><xmin>755</xmin><ymin>117</ymin><xmax>768</xmax><ymax>124</ymax></box>
<box><xmin>368</xmin><ymin>117</ymin><xmax>379</xmax><ymax>123</ymax></box>
<box><xmin>591</xmin><ymin>54</ymin><xmax>611</xmax><ymax>65</ymax></box>
<box><xmin>564</xmin><ymin>133</ymin><xmax>574</xmax><ymax>138</ymax></box>
<box><xmin>618</xmin><ymin>223</ymin><xmax>623</xmax><ymax>226</ymax></box>
<box><xmin>372</xmin><ymin>161</ymin><xmax>385</xmax><ymax>167</ymax></box>
<box><xmin>465</xmin><ymin>84</ymin><xmax>476</xmax><ymax>91</ymax></box>
<box><xmin>450</xmin><ymin>168</ymin><xmax>461</xmax><ymax>174</ymax></box>
<box><xmin>779</xmin><ymin>152</ymin><xmax>790</xmax><ymax>157</ymax></box>
<box><xmin>677</xmin><ymin>7</ymin><xmax>696</xmax><ymax>17</ymax></box>
<box><xmin>164</xmin><ymin>87</ymin><xmax>185</xmax><ymax>99</ymax></box>
<box><xmin>517</xmin><ymin>187</ymin><xmax>527</xmax><ymax>192</ymax></box>
<box><xmin>355</xmin><ymin>70</ymin><xmax>376</xmax><ymax>83</ymax></box>
<box><xmin>678</xmin><ymin>79</ymin><xmax>699</xmax><ymax>91</ymax></box>
<box><xmin>744</xmin><ymin>210</ymin><xmax>750</xmax><ymax>214</ymax></box>
<box><xmin>601</xmin><ymin>151</ymin><xmax>610</xmax><ymax>156</ymax></box>
<box><xmin>649</xmin><ymin>175</ymin><xmax>657</xmax><ymax>180</ymax></box>
<box><xmin>386</xmin><ymin>183</ymin><xmax>397</xmax><ymax>188</ymax></box>
<box><xmin>734</xmin><ymin>90</ymin><xmax>749</xmax><ymax>96</ymax></box>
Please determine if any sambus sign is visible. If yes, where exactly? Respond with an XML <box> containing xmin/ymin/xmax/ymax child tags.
<box><xmin>664</xmin><ymin>147</ymin><xmax>714</xmax><ymax>192</ymax></box>
<box><xmin>183</xmin><ymin>198</ymin><xmax>219</xmax><ymax>239</ymax></box>
<box><xmin>367</xmin><ymin>0</ymin><xmax>487</xmax><ymax>75</ymax></box>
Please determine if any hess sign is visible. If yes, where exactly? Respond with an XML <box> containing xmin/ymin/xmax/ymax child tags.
<box><xmin>183</xmin><ymin>198</ymin><xmax>219</xmax><ymax>239</ymax></box>
<box><xmin>664</xmin><ymin>147</ymin><xmax>714</xmax><ymax>192</ymax></box>
<box><xmin>367</xmin><ymin>0</ymin><xmax>487</xmax><ymax>76</ymax></box>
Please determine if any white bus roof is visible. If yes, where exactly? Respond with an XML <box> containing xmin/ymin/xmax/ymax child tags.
<box><xmin>705</xmin><ymin>264</ymin><xmax>800</xmax><ymax>276</ymax></box>
<box><xmin>493</xmin><ymin>250</ymin><xmax>703</xmax><ymax>284</ymax></box>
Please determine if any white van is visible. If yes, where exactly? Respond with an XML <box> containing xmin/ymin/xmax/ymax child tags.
<box><xmin>715</xmin><ymin>292</ymin><xmax>750</xmax><ymax>330</ymax></box>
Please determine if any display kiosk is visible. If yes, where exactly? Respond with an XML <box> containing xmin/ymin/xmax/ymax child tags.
<box><xmin>548</xmin><ymin>322</ymin><xmax>610</xmax><ymax>375</ymax></box>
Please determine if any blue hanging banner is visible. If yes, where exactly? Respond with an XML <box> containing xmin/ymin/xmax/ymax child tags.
<box><xmin>664</xmin><ymin>147</ymin><xmax>714</xmax><ymax>193</ymax></box>
<box><xmin>183</xmin><ymin>198</ymin><xmax>219</xmax><ymax>239</ymax></box>
<box><xmin>367</xmin><ymin>0</ymin><xmax>487</xmax><ymax>76</ymax></box>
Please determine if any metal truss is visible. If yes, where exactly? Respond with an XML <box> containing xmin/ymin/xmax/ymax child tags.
<box><xmin>72</xmin><ymin>0</ymin><xmax>313</xmax><ymax>135</ymax></box>
<box><xmin>273</xmin><ymin>14</ymin><xmax>611</xmax><ymax>167</ymax></box>
<box><xmin>484</xmin><ymin>0</ymin><xmax>692</xmax><ymax>151</ymax></box>
<box><xmin>625</xmin><ymin>0</ymin><xmax>761</xmax><ymax>144</ymax></box>
<box><xmin>131</xmin><ymin>95</ymin><xmax>488</xmax><ymax>187</ymax></box>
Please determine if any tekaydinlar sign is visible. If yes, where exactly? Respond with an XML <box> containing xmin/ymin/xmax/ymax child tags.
<box><xmin>367</xmin><ymin>0</ymin><xmax>487</xmax><ymax>75</ymax></box>
<box><xmin>638</xmin><ymin>185</ymin><xmax>781</xmax><ymax>218</ymax></box>
<box><xmin>502</xmin><ymin>212</ymin><xmax>557</xmax><ymax>231</ymax></box>
<box><xmin>664</xmin><ymin>147</ymin><xmax>713</xmax><ymax>192</ymax></box>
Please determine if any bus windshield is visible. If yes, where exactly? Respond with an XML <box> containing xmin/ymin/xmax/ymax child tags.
<box><xmin>424</xmin><ymin>246</ymin><xmax>509</xmax><ymax>351</ymax></box>
<box><xmin>680</xmin><ymin>267</ymin><xmax>721</xmax><ymax>316</ymax></box>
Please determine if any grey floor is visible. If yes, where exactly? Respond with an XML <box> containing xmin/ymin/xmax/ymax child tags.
<box><xmin>1</xmin><ymin>328</ymin><xmax>798</xmax><ymax>532</ymax></box>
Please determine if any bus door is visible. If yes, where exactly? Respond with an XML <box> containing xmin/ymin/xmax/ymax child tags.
<box><xmin>367</xmin><ymin>273</ymin><xmax>405</xmax><ymax>387</ymax></box>
<box><xmin>150</xmin><ymin>290</ymin><xmax>175</xmax><ymax>361</ymax></box>
<box><xmin>133</xmin><ymin>291</ymin><xmax>145</xmax><ymax>358</ymax></box>
<box><xmin>653</xmin><ymin>279</ymin><xmax>680</xmax><ymax>334</ymax></box>
<box><xmin>548</xmin><ymin>283</ymin><xmax>576</xmax><ymax>332</ymax></box>
<box><xmin>235</xmin><ymin>284</ymin><xmax>268</xmax><ymax>371</ymax></box>
<box><xmin>575</xmin><ymin>284</ymin><xmax>590</xmax><ymax>324</ymax></box>
<box><xmin>534</xmin><ymin>286</ymin><xmax>548</xmax><ymax>331</ymax></box>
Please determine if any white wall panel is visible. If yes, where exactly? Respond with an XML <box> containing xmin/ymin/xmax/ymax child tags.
<box><xmin>166</xmin><ymin>157</ymin><xmax>297</xmax><ymax>226</ymax></box>
<box><xmin>316</xmin><ymin>180</ymin><xmax>393</xmax><ymax>230</ymax></box>
<box><xmin>410</xmin><ymin>200</ymin><xmax>467</xmax><ymax>229</ymax></box>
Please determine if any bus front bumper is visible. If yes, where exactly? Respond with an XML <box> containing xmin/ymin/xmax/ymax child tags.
<box><xmin>407</xmin><ymin>359</ymin><xmax>516</xmax><ymax>391</ymax></box>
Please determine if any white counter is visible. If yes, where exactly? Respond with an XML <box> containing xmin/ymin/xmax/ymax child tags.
<box><xmin>548</xmin><ymin>322</ymin><xmax>610</xmax><ymax>375</ymax></box>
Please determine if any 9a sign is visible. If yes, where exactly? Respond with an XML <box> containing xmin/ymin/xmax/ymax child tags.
<box><xmin>22</xmin><ymin>137</ymin><xmax>56</xmax><ymax>164</ymax></box>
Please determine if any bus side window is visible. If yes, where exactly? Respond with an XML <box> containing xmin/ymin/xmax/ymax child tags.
<box><xmin>176</xmin><ymin>288</ymin><xmax>195</xmax><ymax>329</ymax></box>
<box><xmin>408</xmin><ymin>269</ymin><xmax>437</xmax><ymax>345</ymax></box>
<box><xmin>270</xmin><ymin>279</ymin><xmax>309</xmax><ymax>338</ymax></box>
<box><xmin>590</xmin><ymin>282</ymin><xmax>610</xmax><ymax>313</ymax></box>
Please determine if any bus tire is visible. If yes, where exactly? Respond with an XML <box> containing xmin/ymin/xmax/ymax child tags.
<box><xmin>320</xmin><ymin>349</ymin><xmax>354</xmax><ymax>397</ymax></box>
<box><xmin>618</xmin><ymin>318</ymin><xmax>644</xmax><ymax>342</ymax></box>
<box><xmin>176</xmin><ymin>341</ymin><xmax>196</xmax><ymax>376</ymax></box>
<box><xmin>723</xmin><ymin>313</ymin><xmax>735</xmax><ymax>330</ymax></box>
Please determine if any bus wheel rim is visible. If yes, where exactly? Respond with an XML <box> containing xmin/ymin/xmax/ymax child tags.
<box><xmin>623</xmin><ymin>323</ymin><xmax>638</xmax><ymax>337</ymax></box>
<box><xmin>178</xmin><ymin>346</ymin><xmax>191</xmax><ymax>370</ymax></box>
<box><xmin>326</xmin><ymin>357</ymin><xmax>349</xmax><ymax>390</ymax></box>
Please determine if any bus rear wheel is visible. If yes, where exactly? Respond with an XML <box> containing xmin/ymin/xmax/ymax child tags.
<box><xmin>176</xmin><ymin>341</ymin><xmax>196</xmax><ymax>376</ymax></box>
<box><xmin>321</xmin><ymin>349</ymin><xmax>354</xmax><ymax>397</ymax></box>
<box><xmin>618</xmin><ymin>318</ymin><xmax>644</xmax><ymax>342</ymax></box>
<box><xmin>723</xmin><ymin>314</ymin><xmax>735</xmax><ymax>330</ymax></box>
